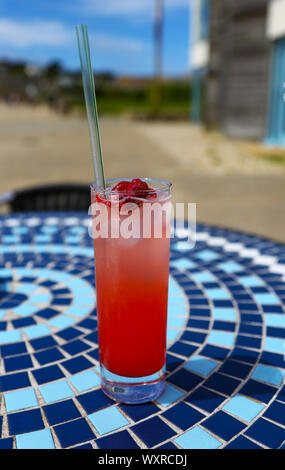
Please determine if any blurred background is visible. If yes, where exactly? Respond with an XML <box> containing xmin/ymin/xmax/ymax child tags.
<box><xmin>0</xmin><ymin>0</ymin><xmax>285</xmax><ymax>241</ymax></box>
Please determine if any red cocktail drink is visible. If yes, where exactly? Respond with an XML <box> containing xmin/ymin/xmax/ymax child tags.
<box><xmin>91</xmin><ymin>178</ymin><xmax>172</xmax><ymax>403</ymax></box>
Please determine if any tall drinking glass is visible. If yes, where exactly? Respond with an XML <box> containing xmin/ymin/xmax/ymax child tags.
<box><xmin>91</xmin><ymin>178</ymin><xmax>172</xmax><ymax>404</ymax></box>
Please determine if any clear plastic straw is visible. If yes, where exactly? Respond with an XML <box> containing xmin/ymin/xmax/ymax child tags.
<box><xmin>76</xmin><ymin>24</ymin><xmax>105</xmax><ymax>189</ymax></box>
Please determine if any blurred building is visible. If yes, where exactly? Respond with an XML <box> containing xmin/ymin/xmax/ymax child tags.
<box><xmin>190</xmin><ymin>0</ymin><xmax>285</xmax><ymax>146</ymax></box>
<box><xmin>189</xmin><ymin>0</ymin><xmax>210</xmax><ymax>122</ymax></box>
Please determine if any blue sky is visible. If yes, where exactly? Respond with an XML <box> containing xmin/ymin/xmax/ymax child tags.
<box><xmin>0</xmin><ymin>0</ymin><xmax>190</xmax><ymax>76</ymax></box>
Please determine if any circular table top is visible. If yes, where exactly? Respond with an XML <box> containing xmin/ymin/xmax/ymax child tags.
<box><xmin>0</xmin><ymin>213</ymin><xmax>285</xmax><ymax>450</ymax></box>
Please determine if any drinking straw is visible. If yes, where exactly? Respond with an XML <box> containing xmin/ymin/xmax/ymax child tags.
<box><xmin>76</xmin><ymin>24</ymin><xmax>105</xmax><ymax>189</ymax></box>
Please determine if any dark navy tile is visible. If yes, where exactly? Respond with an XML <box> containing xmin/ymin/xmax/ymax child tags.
<box><xmin>263</xmin><ymin>305</ymin><xmax>283</xmax><ymax>313</ymax></box>
<box><xmin>77</xmin><ymin>318</ymin><xmax>97</xmax><ymax>330</ymax></box>
<box><xmin>62</xmin><ymin>356</ymin><xmax>94</xmax><ymax>374</ymax></box>
<box><xmin>51</xmin><ymin>287</ymin><xmax>71</xmax><ymax>295</ymax></box>
<box><xmin>162</xmin><ymin>402</ymin><xmax>205</xmax><ymax>431</ymax></box>
<box><xmin>0</xmin><ymin>371</ymin><xmax>30</xmax><ymax>391</ymax></box>
<box><xmin>132</xmin><ymin>416</ymin><xmax>176</xmax><ymax>448</ymax></box>
<box><xmin>36</xmin><ymin>307</ymin><xmax>60</xmax><ymax>320</ymax></box>
<box><xmin>212</xmin><ymin>321</ymin><xmax>236</xmax><ymax>332</ymax></box>
<box><xmin>277</xmin><ymin>385</ymin><xmax>285</xmax><ymax>403</ymax></box>
<box><xmin>54</xmin><ymin>418</ymin><xmax>95</xmax><ymax>448</ymax></box>
<box><xmin>156</xmin><ymin>442</ymin><xmax>178</xmax><ymax>450</ymax></box>
<box><xmin>263</xmin><ymin>401</ymin><xmax>285</xmax><ymax>426</ymax></box>
<box><xmin>168</xmin><ymin>342</ymin><xmax>197</xmax><ymax>357</ymax></box>
<box><xmin>224</xmin><ymin>436</ymin><xmax>263</xmax><ymax>449</ymax></box>
<box><xmin>236</xmin><ymin>335</ymin><xmax>262</xmax><ymax>350</ymax></box>
<box><xmin>203</xmin><ymin>373</ymin><xmax>241</xmax><ymax>396</ymax></box>
<box><xmin>245</xmin><ymin>418</ymin><xmax>285</xmax><ymax>448</ymax></box>
<box><xmin>56</xmin><ymin>327</ymin><xmax>82</xmax><ymax>341</ymax></box>
<box><xmin>119</xmin><ymin>403</ymin><xmax>160</xmax><ymax>422</ymax></box>
<box><xmin>4</xmin><ymin>354</ymin><xmax>33</xmax><ymax>373</ymax></box>
<box><xmin>32</xmin><ymin>364</ymin><xmax>65</xmax><ymax>385</ymax></box>
<box><xmin>43</xmin><ymin>399</ymin><xmax>81</xmax><ymax>426</ymax></box>
<box><xmin>61</xmin><ymin>339</ymin><xmax>90</xmax><ymax>356</ymax></box>
<box><xmin>29</xmin><ymin>335</ymin><xmax>58</xmax><ymax>351</ymax></box>
<box><xmin>260</xmin><ymin>351</ymin><xmax>285</xmax><ymax>369</ymax></box>
<box><xmin>240</xmin><ymin>313</ymin><xmax>262</xmax><ymax>324</ymax></box>
<box><xmin>189</xmin><ymin>299</ymin><xmax>209</xmax><ymax>306</ymax></box>
<box><xmin>0</xmin><ymin>438</ymin><xmax>13</xmax><ymax>449</ymax></box>
<box><xmin>203</xmin><ymin>411</ymin><xmax>246</xmax><ymax>441</ymax></box>
<box><xmin>186</xmin><ymin>319</ymin><xmax>210</xmax><ymax>330</ymax></box>
<box><xmin>8</xmin><ymin>409</ymin><xmax>44</xmax><ymax>435</ymax></box>
<box><xmin>240</xmin><ymin>379</ymin><xmax>276</xmax><ymax>404</ymax></box>
<box><xmin>76</xmin><ymin>389</ymin><xmax>113</xmax><ymax>414</ymax></box>
<box><xmin>84</xmin><ymin>331</ymin><xmax>98</xmax><ymax>344</ymax></box>
<box><xmin>267</xmin><ymin>326</ymin><xmax>285</xmax><ymax>339</ymax></box>
<box><xmin>72</xmin><ymin>443</ymin><xmax>93</xmax><ymax>449</ymax></box>
<box><xmin>11</xmin><ymin>317</ymin><xmax>36</xmax><ymax>328</ymax></box>
<box><xmin>166</xmin><ymin>353</ymin><xmax>184</xmax><ymax>372</ymax></box>
<box><xmin>230</xmin><ymin>347</ymin><xmax>259</xmax><ymax>364</ymax></box>
<box><xmin>87</xmin><ymin>348</ymin><xmax>100</xmax><ymax>361</ymax></box>
<box><xmin>51</xmin><ymin>297</ymin><xmax>73</xmax><ymax>306</ymax></box>
<box><xmin>167</xmin><ymin>368</ymin><xmax>203</xmax><ymax>392</ymax></box>
<box><xmin>186</xmin><ymin>386</ymin><xmax>226</xmax><ymax>413</ymax></box>
<box><xmin>96</xmin><ymin>431</ymin><xmax>139</xmax><ymax>449</ymax></box>
<box><xmin>219</xmin><ymin>359</ymin><xmax>252</xmax><ymax>380</ymax></box>
<box><xmin>34</xmin><ymin>347</ymin><xmax>65</xmax><ymax>365</ymax></box>
<box><xmin>189</xmin><ymin>308</ymin><xmax>211</xmax><ymax>318</ymax></box>
<box><xmin>0</xmin><ymin>321</ymin><xmax>7</xmax><ymax>331</ymax></box>
<box><xmin>239</xmin><ymin>323</ymin><xmax>262</xmax><ymax>335</ymax></box>
<box><xmin>199</xmin><ymin>344</ymin><xmax>229</xmax><ymax>361</ymax></box>
<box><xmin>180</xmin><ymin>331</ymin><xmax>207</xmax><ymax>344</ymax></box>
<box><xmin>0</xmin><ymin>342</ymin><xmax>27</xmax><ymax>358</ymax></box>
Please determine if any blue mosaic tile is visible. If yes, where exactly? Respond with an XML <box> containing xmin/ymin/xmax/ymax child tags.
<box><xmin>222</xmin><ymin>395</ymin><xmax>264</xmax><ymax>422</ymax></box>
<box><xmin>76</xmin><ymin>389</ymin><xmax>113</xmax><ymax>414</ymax></box>
<box><xmin>39</xmin><ymin>379</ymin><xmax>74</xmax><ymax>404</ymax></box>
<box><xmin>16</xmin><ymin>428</ymin><xmax>55</xmax><ymax>449</ymax></box>
<box><xmin>43</xmin><ymin>399</ymin><xmax>81</xmax><ymax>426</ymax></box>
<box><xmin>167</xmin><ymin>368</ymin><xmax>203</xmax><ymax>391</ymax></box>
<box><xmin>263</xmin><ymin>401</ymin><xmax>285</xmax><ymax>426</ymax></box>
<box><xmin>203</xmin><ymin>373</ymin><xmax>241</xmax><ymax>396</ymax></box>
<box><xmin>244</xmin><ymin>418</ymin><xmax>285</xmax><ymax>448</ymax></box>
<box><xmin>32</xmin><ymin>365</ymin><xmax>65</xmax><ymax>385</ymax></box>
<box><xmin>5</xmin><ymin>388</ymin><xmax>38</xmax><ymax>412</ymax></box>
<box><xmin>96</xmin><ymin>430</ymin><xmax>140</xmax><ymax>449</ymax></box>
<box><xmin>61</xmin><ymin>356</ymin><xmax>94</xmax><ymax>374</ymax></box>
<box><xmin>186</xmin><ymin>386</ymin><xmax>226</xmax><ymax>413</ymax></box>
<box><xmin>88</xmin><ymin>406</ymin><xmax>129</xmax><ymax>435</ymax></box>
<box><xmin>224</xmin><ymin>435</ymin><xmax>263</xmax><ymax>449</ymax></box>
<box><xmin>162</xmin><ymin>402</ymin><xmax>205</xmax><ymax>430</ymax></box>
<box><xmin>219</xmin><ymin>359</ymin><xmax>252</xmax><ymax>380</ymax></box>
<box><xmin>8</xmin><ymin>408</ymin><xmax>44</xmax><ymax>435</ymax></box>
<box><xmin>119</xmin><ymin>402</ymin><xmax>160</xmax><ymax>422</ymax></box>
<box><xmin>54</xmin><ymin>417</ymin><xmax>95</xmax><ymax>448</ymax></box>
<box><xmin>0</xmin><ymin>438</ymin><xmax>13</xmax><ymax>449</ymax></box>
<box><xmin>132</xmin><ymin>416</ymin><xmax>176</xmax><ymax>448</ymax></box>
<box><xmin>203</xmin><ymin>410</ymin><xmax>246</xmax><ymax>441</ymax></box>
<box><xmin>174</xmin><ymin>426</ymin><xmax>222</xmax><ymax>449</ymax></box>
<box><xmin>240</xmin><ymin>379</ymin><xmax>277</xmax><ymax>404</ymax></box>
<box><xmin>2</xmin><ymin>215</ymin><xmax>285</xmax><ymax>448</ymax></box>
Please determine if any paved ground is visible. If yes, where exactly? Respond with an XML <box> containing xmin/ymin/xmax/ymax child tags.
<box><xmin>1</xmin><ymin>104</ymin><xmax>285</xmax><ymax>242</ymax></box>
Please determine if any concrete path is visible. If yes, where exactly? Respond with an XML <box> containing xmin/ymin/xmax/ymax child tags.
<box><xmin>0</xmin><ymin>105</ymin><xmax>284</xmax><ymax>242</ymax></box>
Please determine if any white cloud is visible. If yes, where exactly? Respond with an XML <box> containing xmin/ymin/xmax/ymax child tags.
<box><xmin>0</xmin><ymin>19</ymin><xmax>72</xmax><ymax>47</ymax></box>
<box><xmin>85</xmin><ymin>0</ymin><xmax>189</xmax><ymax>16</ymax></box>
<box><xmin>0</xmin><ymin>19</ymin><xmax>145</xmax><ymax>53</ymax></box>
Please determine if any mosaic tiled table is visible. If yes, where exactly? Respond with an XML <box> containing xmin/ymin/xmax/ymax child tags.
<box><xmin>0</xmin><ymin>213</ymin><xmax>285</xmax><ymax>450</ymax></box>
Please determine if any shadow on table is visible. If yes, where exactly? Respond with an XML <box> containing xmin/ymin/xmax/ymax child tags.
<box><xmin>166</xmin><ymin>350</ymin><xmax>284</xmax><ymax>407</ymax></box>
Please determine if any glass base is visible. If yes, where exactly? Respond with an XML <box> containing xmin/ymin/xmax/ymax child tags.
<box><xmin>100</xmin><ymin>365</ymin><xmax>166</xmax><ymax>404</ymax></box>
